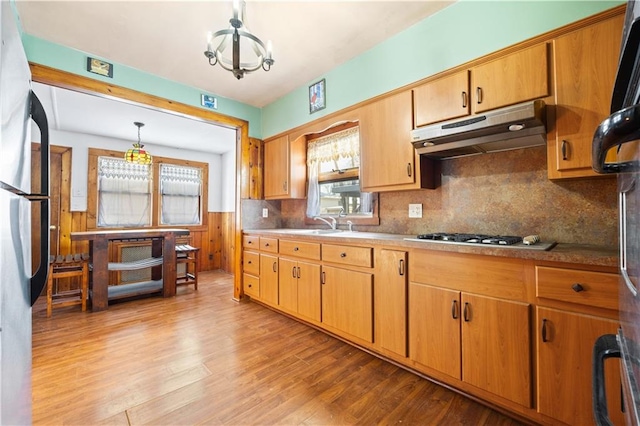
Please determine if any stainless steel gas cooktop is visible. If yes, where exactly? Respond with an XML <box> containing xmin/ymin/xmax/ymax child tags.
<box><xmin>403</xmin><ymin>232</ymin><xmax>556</xmax><ymax>251</ymax></box>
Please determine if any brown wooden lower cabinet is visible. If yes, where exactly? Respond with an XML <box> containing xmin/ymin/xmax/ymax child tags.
<box><xmin>259</xmin><ymin>254</ymin><xmax>278</xmax><ymax>305</ymax></box>
<box><xmin>409</xmin><ymin>283</ymin><xmax>531</xmax><ymax>407</ymax></box>
<box><xmin>278</xmin><ymin>258</ymin><xmax>321</xmax><ymax>322</ymax></box>
<box><xmin>377</xmin><ymin>249</ymin><xmax>408</xmax><ymax>357</ymax></box>
<box><xmin>321</xmin><ymin>265</ymin><xmax>373</xmax><ymax>343</ymax></box>
<box><xmin>536</xmin><ymin>307</ymin><xmax>623</xmax><ymax>425</ymax></box>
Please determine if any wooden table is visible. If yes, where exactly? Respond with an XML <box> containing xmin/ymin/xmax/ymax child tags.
<box><xmin>71</xmin><ymin>229</ymin><xmax>190</xmax><ymax>311</ymax></box>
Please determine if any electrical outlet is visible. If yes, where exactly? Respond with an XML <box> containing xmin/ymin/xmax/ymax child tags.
<box><xmin>408</xmin><ymin>203</ymin><xmax>422</xmax><ymax>218</ymax></box>
<box><xmin>262</xmin><ymin>208</ymin><xmax>269</xmax><ymax>218</ymax></box>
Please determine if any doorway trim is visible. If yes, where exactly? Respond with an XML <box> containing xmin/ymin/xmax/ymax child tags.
<box><xmin>30</xmin><ymin>63</ymin><xmax>247</xmax><ymax>300</ymax></box>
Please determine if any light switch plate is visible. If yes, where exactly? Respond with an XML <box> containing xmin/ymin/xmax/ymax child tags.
<box><xmin>408</xmin><ymin>203</ymin><xmax>422</xmax><ymax>218</ymax></box>
<box><xmin>262</xmin><ymin>208</ymin><xmax>269</xmax><ymax>218</ymax></box>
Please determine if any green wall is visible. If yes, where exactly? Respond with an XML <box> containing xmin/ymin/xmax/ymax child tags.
<box><xmin>261</xmin><ymin>0</ymin><xmax>624</xmax><ymax>139</ymax></box>
<box><xmin>21</xmin><ymin>34</ymin><xmax>263</xmax><ymax>139</ymax></box>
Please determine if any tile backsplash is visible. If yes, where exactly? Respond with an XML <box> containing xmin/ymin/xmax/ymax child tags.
<box><xmin>243</xmin><ymin>146</ymin><xmax>618</xmax><ymax>247</ymax></box>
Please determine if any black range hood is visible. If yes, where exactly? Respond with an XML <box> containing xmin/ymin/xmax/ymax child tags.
<box><xmin>410</xmin><ymin>100</ymin><xmax>547</xmax><ymax>159</ymax></box>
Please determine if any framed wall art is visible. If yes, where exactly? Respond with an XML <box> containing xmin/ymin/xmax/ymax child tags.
<box><xmin>309</xmin><ymin>79</ymin><xmax>326</xmax><ymax>114</ymax></box>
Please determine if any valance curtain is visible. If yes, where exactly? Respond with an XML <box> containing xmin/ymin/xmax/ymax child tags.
<box><xmin>160</xmin><ymin>164</ymin><xmax>202</xmax><ymax>225</ymax></box>
<box><xmin>97</xmin><ymin>157</ymin><xmax>151</xmax><ymax>227</ymax></box>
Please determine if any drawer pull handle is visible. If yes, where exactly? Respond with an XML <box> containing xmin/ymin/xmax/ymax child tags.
<box><xmin>542</xmin><ymin>318</ymin><xmax>549</xmax><ymax>342</ymax></box>
<box><xmin>407</xmin><ymin>163</ymin><xmax>412</xmax><ymax>177</ymax></box>
<box><xmin>340</xmin><ymin>252</ymin><xmax>347</xmax><ymax>258</ymax></box>
<box><xmin>297</xmin><ymin>266</ymin><xmax>301</xmax><ymax>279</ymax></box>
<box><xmin>451</xmin><ymin>300</ymin><xmax>459</xmax><ymax>319</ymax></box>
<box><xmin>461</xmin><ymin>91</ymin><xmax>467</xmax><ymax>108</ymax></box>
<box><xmin>561</xmin><ymin>140</ymin><xmax>569</xmax><ymax>161</ymax></box>
<box><xmin>572</xmin><ymin>283</ymin><xmax>585</xmax><ymax>292</ymax></box>
<box><xmin>398</xmin><ymin>259</ymin><xmax>405</xmax><ymax>276</ymax></box>
<box><xmin>476</xmin><ymin>87</ymin><xmax>483</xmax><ymax>104</ymax></box>
<box><xmin>321</xmin><ymin>271</ymin><xmax>326</xmax><ymax>285</ymax></box>
<box><xmin>272</xmin><ymin>262</ymin><xmax>277</xmax><ymax>272</ymax></box>
<box><xmin>292</xmin><ymin>266</ymin><xmax>296</xmax><ymax>278</ymax></box>
<box><xmin>463</xmin><ymin>302</ymin><xmax>471</xmax><ymax>322</ymax></box>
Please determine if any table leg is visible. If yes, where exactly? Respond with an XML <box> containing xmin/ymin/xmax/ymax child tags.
<box><xmin>90</xmin><ymin>237</ymin><xmax>109</xmax><ymax>311</ymax></box>
<box><xmin>163</xmin><ymin>234</ymin><xmax>177</xmax><ymax>297</ymax></box>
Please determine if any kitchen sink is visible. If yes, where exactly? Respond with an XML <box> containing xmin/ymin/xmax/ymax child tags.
<box><xmin>284</xmin><ymin>229</ymin><xmax>344</xmax><ymax>235</ymax></box>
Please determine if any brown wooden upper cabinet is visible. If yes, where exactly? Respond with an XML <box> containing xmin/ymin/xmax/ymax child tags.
<box><xmin>360</xmin><ymin>91</ymin><xmax>425</xmax><ymax>192</ymax></box>
<box><xmin>547</xmin><ymin>14</ymin><xmax>624</xmax><ymax>179</ymax></box>
<box><xmin>264</xmin><ymin>134</ymin><xmax>307</xmax><ymax>200</ymax></box>
<box><xmin>413</xmin><ymin>43</ymin><xmax>550</xmax><ymax>128</ymax></box>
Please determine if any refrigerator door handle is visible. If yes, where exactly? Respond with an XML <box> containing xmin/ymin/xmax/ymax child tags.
<box><xmin>592</xmin><ymin>103</ymin><xmax>640</xmax><ymax>174</ymax></box>
<box><xmin>29</xmin><ymin>91</ymin><xmax>50</xmax><ymax>306</ymax></box>
<box><xmin>592</xmin><ymin>334</ymin><xmax>621</xmax><ymax>426</ymax></box>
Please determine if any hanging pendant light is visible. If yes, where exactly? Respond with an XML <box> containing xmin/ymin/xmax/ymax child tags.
<box><xmin>203</xmin><ymin>0</ymin><xmax>274</xmax><ymax>80</ymax></box>
<box><xmin>125</xmin><ymin>122</ymin><xmax>152</xmax><ymax>165</ymax></box>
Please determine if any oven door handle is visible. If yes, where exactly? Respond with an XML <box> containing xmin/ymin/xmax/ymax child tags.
<box><xmin>593</xmin><ymin>334</ymin><xmax>621</xmax><ymax>426</ymax></box>
<box><xmin>593</xmin><ymin>103</ymin><xmax>640</xmax><ymax>174</ymax></box>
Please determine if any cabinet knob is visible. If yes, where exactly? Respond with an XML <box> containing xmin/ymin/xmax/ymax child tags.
<box><xmin>248</xmin><ymin>284</ymin><xmax>252</xmax><ymax>288</ymax></box>
<box><xmin>247</xmin><ymin>260</ymin><xmax>252</xmax><ymax>264</ymax></box>
<box><xmin>265</xmin><ymin>243</ymin><xmax>270</xmax><ymax>247</ymax></box>
<box><xmin>572</xmin><ymin>283</ymin><xmax>585</xmax><ymax>292</ymax></box>
<box><xmin>294</xmin><ymin>247</ymin><xmax>299</xmax><ymax>251</ymax></box>
<box><xmin>340</xmin><ymin>252</ymin><xmax>347</xmax><ymax>258</ymax></box>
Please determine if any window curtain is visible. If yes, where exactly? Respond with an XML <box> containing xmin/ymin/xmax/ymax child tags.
<box><xmin>97</xmin><ymin>157</ymin><xmax>151</xmax><ymax>227</ymax></box>
<box><xmin>160</xmin><ymin>164</ymin><xmax>202</xmax><ymax>225</ymax></box>
<box><xmin>306</xmin><ymin>127</ymin><xmax>360</xmax><ymax>217</ymax></box>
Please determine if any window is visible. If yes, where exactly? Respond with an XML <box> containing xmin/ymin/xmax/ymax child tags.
<box><xmin>88</xmin><ymin>148</ymin><xmax>209</xmax><ymax>230</ymax></box>
<box><xmin>160</xmin><ymin>164</ymin><xmax>202</xmax><ymax>225</ymax></box>
<box><xmin>306</xmin><ymin>126</ymin><xmax>374</xmax><ymax>219</ymax></box>
<box><xmin>97</xmin><ymin>157</ymin><xmax>151</xmax><ymax>227</ymax></box>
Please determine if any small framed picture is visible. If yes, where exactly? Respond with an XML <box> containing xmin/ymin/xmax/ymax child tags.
<box><xmin>309</xmin><ymin>79</ymin><xmax>326</xmax><ymax>114</ymax></box>
<box><xmin>87</xmin><ymin>57</ymin><xmax>113</xmax><ymax>78</ymax></box>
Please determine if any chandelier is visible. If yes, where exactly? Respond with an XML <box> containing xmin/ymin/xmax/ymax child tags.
<box><xmin>204</xmin><ymin>0</ymin><xmax>274</xmax><ymax>80</ymax></box>
<box><xmin>125</xmin><ymin>122</ymin><xmax>152</xmax><ymax>165</ymax></box>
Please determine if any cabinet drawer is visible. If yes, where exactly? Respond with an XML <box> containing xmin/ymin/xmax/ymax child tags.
<box><xmin>260</xmin><ymin>237</ymin><xmax>278</xmax><ymax>253</ymax></box>
<box><xmin>243</xmin><ymin>251</ymin><xmax>260</xmax><ymax>275</ymax></box>
<box><xmin>536</xmin><ymin>266</ymin><xmax>618</xmax><ymax>310</ymax></box>
<box><xmin>322</xmin><ymin>244</ymin><xmax>373</xmax><ymax>268</ymax></box>
<box><xmin>243</xmin><ymin>235</ymin><xmax>259</xmax><ymax>249</ymax></box>
<box><xmin>279</xmin><ymin>239</ymin><xmax>321</xmax><ymax>260</ymax></box>
<box><xmin>243</xmin><ymin>273</ymin><xmax>260</xmax><ymax>298</ymax></box>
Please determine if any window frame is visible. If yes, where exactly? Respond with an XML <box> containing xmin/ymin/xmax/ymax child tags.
<box><xmin>88</xmin><ymin>148</ymin><xmax>209</xmax><ymax>231</ymax></box>
<box><xmin>302</xmin><ymin>122</ymin><xmax>380</xmax><ymax>227</ymax></box>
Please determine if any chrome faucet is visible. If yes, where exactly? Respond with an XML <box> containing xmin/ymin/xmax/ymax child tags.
<box><xmin>313</xmin><ymin>216</ymin><xmax>337</xmax><ymax>230</ymax></box>
<box><xmin>347</xmin><ymin>220</ymin><xmax>354</xmax><ymax>232</ymax></box>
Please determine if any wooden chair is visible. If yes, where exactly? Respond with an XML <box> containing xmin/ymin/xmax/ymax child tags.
<box><xmin>176</xmin><ymin>245</ymin><xmax>199</xmax><ymax>290</ymax></box>
<box><xmin>47</xmin><ymin>253</ymin><xmax>90</xmax><ymax>317</ymax></box>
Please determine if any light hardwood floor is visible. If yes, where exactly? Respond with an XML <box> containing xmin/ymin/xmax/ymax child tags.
<box><xmin>32</xmin><ymin>270</ymin><xmax>524</xmax><ymax>425</ymax></box>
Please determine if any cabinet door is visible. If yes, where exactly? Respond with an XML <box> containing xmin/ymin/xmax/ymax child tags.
<box><xmin>322</xmin><ymin>265</ymin><xmax>373</xmax><ymax>342</ymax></box>
<box><xmin>461</xmin><ymin>294</ymin><xmax>531</xmax><ymax>407</ymax></box>
<box><xmin>360</xmin><ymin>91</ymin><xmax>418</xmax><ymax>191</ymax></box>
<box><xmin>259</xmin><ymin>254</ymin><xmax>279</xmax><ymax>305</ymax></box>
<box><xmin>472</xmin><ymin>43</ymin><xmax>549</xmax><ymax>114</ymax></box>
<box><xmin>297</xmin><ymin>261</ymin><xmax>321</xmax><ymax>322</ymax></box>
<box><xmin>264</xmin><ymin>135</ymin><xmax>289</xmax><ymax>199</ymax></box>
<box><xmin>537</xmin><ymin>307</ymin><xmax>623</xmax><ymax>425</ymax></box>
<box><xmin>409</xmin><ymin>283</ymin><xmax>461</xmax><ymax>379</ymax></box>
<box><xmin>278</xmin><ymin>258</ymin><xmax>298</xmax><ymax>313</ymax></box>
<box><xmin>413</xmin><ymin>70</ymin><xmax>470</xmax><ymax>127</ymax></box>
<box><xmin>264</xmin><ymin>135</ymin><xmax>307</xmax><ymax>199</ymax></box>
<box><xmin>549</xmin><ymin>15</ymin><xmax>624</xmax><ymax>179</ymax></box>
<box><xmin>378</xmin><ymin>249</ymin><xmax>408</xmax><ymax>357</ymax></box>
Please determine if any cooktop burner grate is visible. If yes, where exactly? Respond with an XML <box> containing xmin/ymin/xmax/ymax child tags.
<box><xmin>416</xmin><ymin>233</ymin><xmax>523</xmax><ymax>245</ymax></box>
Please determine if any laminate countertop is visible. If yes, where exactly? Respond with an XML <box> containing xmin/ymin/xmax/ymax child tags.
<box><xmin>243</xmin><ymin>229</ymin><xmax>618</xmax><ymax>268</ymax></box>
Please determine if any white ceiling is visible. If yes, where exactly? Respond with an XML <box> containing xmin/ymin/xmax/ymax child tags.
<box><xmin>20</xmin><ymin>1</ymin><xmax>454</xmax><ymax>154</ymax></box>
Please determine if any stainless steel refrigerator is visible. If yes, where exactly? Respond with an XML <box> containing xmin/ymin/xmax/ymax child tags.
<box><xmin>0</xmin><ymin>1</ymin><xmax>50</xmax><ymax>423</ymax></box>
<box><xmin>593</xmin><ymin>1</ymin><xmax>640</xmax><ymax>425</ymax></box>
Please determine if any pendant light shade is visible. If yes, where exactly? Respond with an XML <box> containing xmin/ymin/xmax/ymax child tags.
<box><xmin>125</xmin><ymin>122</ymin><xmax>152</xmax><ymax>165</ymax></box>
